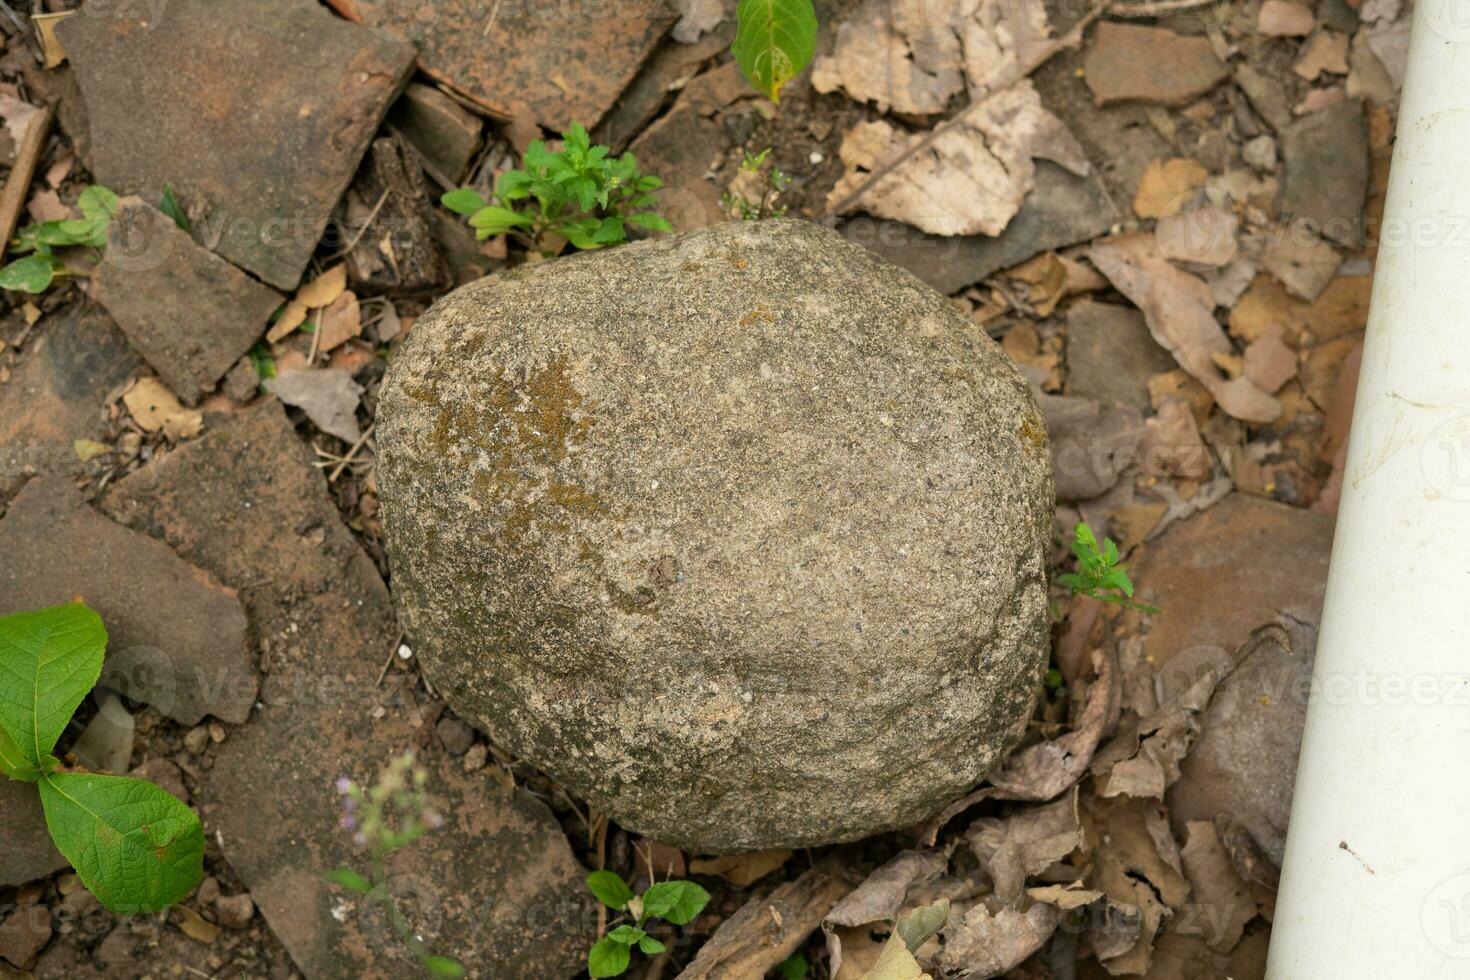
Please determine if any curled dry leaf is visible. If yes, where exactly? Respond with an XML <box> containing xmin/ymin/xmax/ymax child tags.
<box><xmin>933</xmin><ymin>902</ymin><xmax>1057</xmax><ymax>979</ymax></box>
<box><xmin>316</xmin><ymin>290</ymin><xmax>363</xmax><ymax>354</ymax></box>
<box><xmin>965</xmin><ymin>787</ymin><xmax>1082</xmax><ymax>906</ymax></box>
<box><xmin>1027</xmin><ymin>883</ymin><xmax>1104</xmax><ymax>910</ymax></box>
<box><xmin>827</xmin><ymin>80</ymin><xmax>1087</xmax><ymax>237</ymax></box>
<box><xmin>1087</xmin><ymin>797</ymin><xmax>1191</xmax><ymax>974</ymax></box>
<box><xmin>1177</xmin><ymin>821</ymin><xmax>1256</xmax><ymax>952</ymax></box>
<box><xmin>122</xmin><ymin>377</ymin><xmax>203</xmax><ymax>441</ymax></box>
<box><xmin>296</xmin><ymin>264</ymin><xmax>347</xmax><ymax>308</ymax></box>
<box><xmin>263</xmin><ymin>368</ymin><xmax>363</xmax><ymax>443</ymax></box>
<box><xmin>825</xmin><ymin>850</ymin><xmax>949</xmax><ymax>976</ymax></box>
<box><xmin>1140</xmin><ymin>397</ymin><xmax>1213</xmax><ymax>480</ymax></box>
<box><xmin>1243</xmin><ymin>322</ymin><xmax>1298</xmax><ymax>394</ymax></box>
<box><xmin>689</xmin><ymin>849</ymin><xmax>793</xmax><ymax>888</ymax></box>
<box><xmin>1087</xmin><ymin>234</ymin><xmax>1281</xmax><ymax>423</ymax></box>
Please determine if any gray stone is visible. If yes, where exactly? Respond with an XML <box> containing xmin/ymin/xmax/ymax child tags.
<box><xmin>387</xmin><ymin>83</ymin><xmax>482</xmax><ymax>183</ymax></box>
<box><xmin>1083</xmin><ymin>23</ymin><xmax>1229</xmax><ymax>107</ymax></box>
<box><xmin>57</xmin><ymin>0</ymin><xmax>415</xmax><ymax>289</ymax></box>
<box><xmin>1279</xmin><ymin>100</ymin><xmax>1368</xmax><ymax>245</ymax></box>
<box><xmin>1037</xmin><ymin>392</ymin><xmax>1145</xmax><ymax>503</ymax></box>
<box><xmin>841</xmin><ymin>162</ymin><xmax>1122</xmax><ymax>295</ymax></box>
<box><xmin>0</xmin><ymin>779</ymin><xmax>63</xmax><ymax>888</ymax></box>
<box><xmin>1065</xmin><ymin>301</ymin><xmax>1176</xmax><ymax>412</ymax></box>
<box><xmin>96</xmin><ymin>198</ymin><xmax>282</xmax><ymax>405</ymax></box>
<box><xmin>1235</xmin><ymin>65</ymin><xmax>1294</xmax><ymax>134</ymax></box>
<box><xmin>377</xmin><ymin>219</ymin><xmax>1055</xmax><ymax>851</ymax></box>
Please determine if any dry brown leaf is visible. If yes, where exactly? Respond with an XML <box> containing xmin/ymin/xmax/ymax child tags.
<box><xmin>122</xmin><ymin>377</ymin><xmax>203</xmax><ymax>441</ymax></box>
<box><xmin>265</xmin><ymin>299</ymin><xmax>309</xmax><ymax>343</ymax></box>
<box><xmin>1155</xmin><ymin>206</ymin><xmax>1238</xmax><ymax>270</ymax></box>
<box><xmin>264</xmin><ymin>369</ymin><xmax>363</xmax><ymax>443</ymax></box>
<box><xmin>1087</xmin><ymin>234</ymin><xmax>1281</xmax><ymax>423</ymax></box>
<box><xmin>1027</xmin><ymin>883</ymin><xmax>1104</xmax><ymax>910</ymax></box>
<box><xmin>317</xmin><ymin>291</ymin><xmax>363</xmax><ymax>353</ymax></box>
<box><xmin>1133</xmin><ymin>158</ymin><xmax>1208</xmax><ymax>219</ymax></box>
<box><xmin>174</xmin><ymin>904</ymin><xmax>220</xmax><ymax>944</ymax></box>
<box><xmin>863</xmin><ymin>931</ymin><xmax>933</xmax><ymax>980</ymax></box>
<box><xmin>1294</xmin><ymin>30</ymin><xmax>1350</xmax><ymax>80</ymax></box>
<box><xmin>32</xmin><ymin>11</ymin><xmax>74</xmax><ymax>69</ymax></box>
<box><xmin>1262</xmin><ymin>232</ymin><xmax>1341</xmax><ymax>302</ymax></box>
<box><xmin>1243</xmin><ymin>323</ymin><xmax>1298</xmax><ymax>394</ymax></box>
<box><xmin>689</xmin><ymin>849</ymin><xmax>792</xmax><ymax>888</ymax></box>
<box><xmin>1177</xmin><ymin>822</ymin><xmax>1257</xmax><ymax>952</ymax></box>
<box><xmin>296</xmin><ymin>264</ymin><xmax>346</xmax><ymax>308</ymax></box>
<box><xmin>828</xmin><ymin>851</ymin><xmax>949</xmax><ymax>931</ymax></box>
<box><xmin>1140</xmin><ymin>397</ymin><xmax>1213</xmax><ymax>479</ymax></box>
<box><xmin>965</xmin><ymin>788</ymin><xmax>1082</xmax><ymax>906</ymax></box>
<box><xmin>828</xmin><ymin>80</ymin><xmax>1086</xmax><ymax>237</ymax></box>
<box><xmin>933</xmin><ymin>902</ymin><xmax>1057</xmax><ymax>979</ymax></box>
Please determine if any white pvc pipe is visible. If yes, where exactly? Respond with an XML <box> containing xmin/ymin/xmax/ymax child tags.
<box><xmin>1267</xmin><ymin>5</ymin><xmax>1470</xmax><ymax>976</ymax></box>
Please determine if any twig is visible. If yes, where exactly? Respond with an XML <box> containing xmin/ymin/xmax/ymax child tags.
<box><xmin>1111</xmin><ymin>0</ymin><xmax>1217</xmax><ymax>14</ymax></box>
<box><xmin>328</xmin><ymin>422</ymin><xmax>375</xmax><ymax>482</ymax></box>
<box><xmin>376</xmin><ymin>630</ymin><xmax>404</xmax><ymax>687</ymax></box>
<box><xmin>328</xmin><ymin>187</ymin><xmax>390</xmax><ymax>260</ymax></box>
<box><xmin>0</xmin><ymin>103</ymin><xmax>53</xmax><ymax>258</ymax></box>
<box><xmin>820</xmin><ymin>0</ymin><xmax>1115</xmax><ymax>221</ymax></box>
<box><xmin>0</xmin><ymin>1</ymin><xmax>25</xmax><ymax>36</ymax></box>
<box><xmin>306</xmin><ymin>306</ymin><xmax>324</xmax><ymax>366</ymax></box>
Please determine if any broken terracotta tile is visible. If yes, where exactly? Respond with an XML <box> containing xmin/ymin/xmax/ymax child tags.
<box><xmin>1278</xmin><ymin>99</ymin><xmax>1368</xmax><ymax>245</ymax></box>
<box><xmin>56</xmin><ymin>0</ymin><xmax>415</xmax><ymax>289</ymax></box>
<box><xmin>387</xmin><ymin>82</ymin><xmax>483</xmax><ymax>183</ymax></box>
<box><xmin>96</xmin><ymin>198</ymin><xmax>281</xmax><ymax>404</ymax></box>
<box><xmin>627</xmin><ymin>101</ymin><xmax>728</xmax><ymax>232</ymax></box>
<box><xmin>1258</xmin><ymin>0</ymin><xmax>1315</xmax><ymax>36</ymax></box>
<box><xmin>0</xmin><ymin>474</ymin><xmax>256</xmax><ymax>725</ymax></box>
<box><xmin>1244</xmin><ymin>323</ymin><xmax>1299</xmax><ymax>394</ymax></box>
<box><xmin>841</xmin><ymin>161</ymin><xmax>1121</xmax><ymax>295</ymax></box>
<box><xmin>324</xmin><ymin>0</ymin><xmax>674</xmax><ymax>131</ymax></box>
<box><xmin>1294</xmin><ymin>30</ymin><xmax>1351</xmax><ymax>80</ymax></box>
<box><xmin>1037</xmin><ymin>392</ymin><xmax>1144</xmax><ymax>502</ymax></box>
<box><xmin>1065</xmin><ymin>301</ymin><xmax>1175</xmax><ymax>412</ymax></box>
<box><xmin>1156</xmin><ymin>206</ymin><xmax>1239</xmax><ymax>269</ymax></box>
<box><xmin>1262</xmin><ymin>231</ymin><xmax>1341</xmax><ymax>301</ymax></box>
<box><xmin>1083</xmin><ymin>23</ymin><xmax>1229</xmax><ymax>107</ymax></box>
<box><xmin>99</xmin><ymin>401</ymin><xmax>594</xmax><ymax>979</ymax></box>
<box><xmin>0</xmin><ymin>306</ymin><xmax>141</xmax><ymax>499</ymax></box>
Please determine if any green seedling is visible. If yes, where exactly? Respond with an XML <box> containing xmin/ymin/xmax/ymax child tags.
<box><xmin>585</xmin><ymin>869</ymin><xmax>711</xmax><ymax>977</ymax></box>
<box><xmin>779</xmin><ymin>950</ymin><xmax>810</xmax><ymax>978</ymax></box>
<box><xmin>723</xmin><ymin>148</ymin><xmax>791</xmax><ymax>221</ymax></box>
<box><xmin>0</xmin><ymin>185</ymin><xmax>120</xmax><ymax>293</ymax></box>
<box><xmin>0</xmin><ymin>602</ymin><xmax>204</xmax><ymax>913</ymax></box>
<box><xmin>442</xmin><ymin>124</ymin><xmax>670</xmax><ymax>255</ymax></box>
<box><xmin>1056</xmin><ymin>523</ymin><xmax>1159</xmax><ymax>613</ymax></box>
<box><xmin>327</xmin><ymin>752</ymin><xmax>464</xmax><ymax>978</ymax></box>
<box><xmin>731</xmin><ymin>0</ymin><xmax>818</xmax><ymax>102</ymax></box>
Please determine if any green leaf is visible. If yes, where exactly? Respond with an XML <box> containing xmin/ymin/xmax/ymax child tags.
<box><xmin>441</xmin><ymin>188</ymin><xmax>489</xmax><ymax>215</ymax></box>
<box><xmin>731</xmin><ymin>0</ymin><xmax>818</xmax><ymax>103</ymax></box>
<box><xmin>588</xmin><ymin>935</ymin><xmax>632</xmax><ymax>977</ymax></box>
<box><xmin>895</xmin><ymin>899</ymin><xmax>949</xmax><ymax>951</ymax></box>
<box><xmin>0</xmin><ymin>603</ymin><xmax>106</xmax><ymax>769</ymax></box>
<box><xmin>78</xmin><ymin>185</ymin><xmax>120</xmax><ymax>224</ymax></box>
<box><xmin>159</xmin><ymin>185</ymin><xmax>190</xmax><ymax>231</ymax></box>
<box><xmin>248</xmin><ymin>342</ymin><xmax>277</xmax><ymax>384</ymax></box>
<box><xmin>641</xmin><ymin>880</ymin><xmax>710</xmax><ymax>925</ymax></box>
<box><xmin>0</xmin><ymin>254</ymin><xmax>57</xmax><ymax>293</ymax></box>
<box><xmin>627</xmin><ymin>212</ymin><xmax>672</xmax><ymax>233</ymax></box>
<box><xmin>779</xmin><ymin>951</ymin><xmax>809</xmax><ymax>979</ymax></box>
<box><xmin>423</xmin><ymin>955</ymin><xmax>466</xmax><ymax>977</ymax></box>
<box><xmin>638</xmin><ymin>935</ymin><xmax>667</xmax><ymax>955</ymax></box>
<box><xmin>496</xmin><ymin>170</ymin><xmax>533</xmax><ymax>201</ymax></box>
<box><xmin>0</xmin><ymin>724</ymin><xmax>49</xmax><ymax>781</ymax></box>
<box><xmin>587</xmin><ymin>870</ymin><xmax>635</xmax><ymax>909</ymax></box>
<box><xmin>326</xmin><ymin>867</ymin><xmax>373</xmax><ymax>894</ymax></box>
<box><xmin>606</xmin><ymin>925</ymin><xmax>646</xmax><ymax>945</ymax></box>
<box><xmin>467</xmin><ymin>205</ymin><xmax>534</xmax><ymax>232</ymax></box>
<box><xmin>591</xmin><ymin>216</ymin><xmax>626</xmax><ymax>245</ymax></box>
<box><xmin>39</xmin><ymin>770</ymin><xmax>204</xmax><ymax>913</ymax></box>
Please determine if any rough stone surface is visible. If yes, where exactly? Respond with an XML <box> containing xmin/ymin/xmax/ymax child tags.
<box><xmin>1130</xmin><ymin>494</ymin><xmax>1334</xmax><ymax>864</ymax></box>
<box><xmin>1065</xmin><ymin>301</ymin><xmax>1176</xmax><ymax>412</ymax></box>
<box><xmin>0</xmin><ymin>307</ymin><xmax>141</xmax><ymax>500</ymax></box>
<box><xmin>387</xmin><ymin>82</ymin><xmax>482</xmax><ymax>183</ymax></box>
<box><xmin>1279</xmin><ymin>100</ymin><xmax>1368</xmax><ymax>245</ymax></box>
<box><xmin>1083</xmin><ymin>24</ymin><xmax>1229</xmax><ymax>107</ymax></box>
<box><xmin>0</xmin><ymin>474</ymin><xmax>256</xmax><ymax>725</ymax></box>
<box><xmin>96</xmin><ymin>198</ymin><xmax>282</xmax><ymax>405</ymax></box>
<box><xmin>102</xmin><ymin>402</ymin><xmax>593</xmax><ymax>979</ymax></box>
<box><xmin>324</xmin><ymin>0</ymin><xmax>675</xmax><ymax>131</ymax></box>
<box><xmin>0</xmin><ymin>779</ymin><xmax>63</xmax><ymax>888</ymax></box>
<box><xmin>377</xmin><ymin>219</ymin><xmax>1055</xmax><ymax>851</ymax></box>
<box><xmin>842</xmin><ymin>162</ymin><xmax>1121</xmax><ymax>295</ymax></box>
<box><xmin>57</xmin><ymin>0</ymin><xmax>415</xmax><ymax>289</ymax></box>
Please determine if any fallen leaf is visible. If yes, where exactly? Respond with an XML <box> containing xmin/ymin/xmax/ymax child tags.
<box><xmin>123</xmin><ymin>377</ymin><xmax>203</xmax><ymax>441</ymax></box>
<box><xmin>1155</xmin><ymin>206</ymin><xmax>1238</xmax><ymax>269</ymax></box>
<box><xmin>317</xmin><ymin>290</ymin><xmax>363</xmax><ymax>353</ymax></box>
<box><xmin>174</xmin><ymin>904</ymin><xmax>220</xmax><ymax>944</ymax></box>
<box><xmin>827</xmin><ymin>80</ymin><xmax>1087</xmax><ymax>237</ymax></box>
<box><xmin>673</xmin><ymin>0</ymin><xmax>725</xmax><ymax>43</ymax></box>
<box><xmin>690</xmin><ymin>849</ymin><xmax>792</xmax><ymax>887</ymax></box>
<box><xmin>32</xmin><ymin>11</ymin><xmax>74</xmax><ymax>68</ymax></box>
<box><xmin>1140</xmin><ymin>397</ymin><xmax>1213</xmax><ymax>479</ymax></box>
<box><xmin>1243</xmin><ymin>323</ymin><xmax>1298</xmax><ymax>394</ymax></box>
<box><xmin>828</xmin><ymin>851</ymin><xmax>949</xmax><ymax>931</ymax></box>
<box><xmin>1027</xmin><ymin>884</ymin><xmax>1104</xmax><ymax>910</ymax></box>
<box><xmin>27</xmin><ymin>188</ymin><xmax>70</xmax><ymax>223</ymax></box>
<box><xmin>965</xmin><ymin>788</ymin><xmax>1082</xmax><ymax>905</ymax></box>
<box><xmin>1294</xmin><ymin>30</ymin><xmax>1350</xmax><ymax>80</ymax></box>
<box><xmin>295</xmin><ymin>264</ymin><xmax>346</xmax><ymax>308</ymax></box>
<box><xmin>863</xmin><ymin>931</ymin><xmax>932</xmax><ymax>980</ymax></box>
<box><xmin>1088</xmin><ymin>234</ymin><xmax>1281</xmax><ymax>423</ymax></box>
<box><xmin>1037</xmin><ymin>392</ymin><xmax>1144</xmax><ymax>502</ymax></box>
<box><xmin>1133</xmin><ymin>158</ymin><xmax>1208</xmax><ymax>219</ymax></box>
<box><xmin>933</xmin><ymin>902</ymin><xmax>1057</xmax><ymax>979</ymax></box>
<box><xmin>1176</xmin><ymin>821</ymin><xmax>1256</xmax><ymax>952</ymax></box>
<box><xmin>264</xmin><ymin>368</ymin><xmax>363</xmax><ymax>443</ymax></box>
<box><xmin>73</xmin><ymin>439</ymin><xmax>110</xmax><ymax>462</ymax></box>
<box><xmin>1262</xmin><ymin>232</ymin><xmax>1341</xmax><ymax>302</ymax></box>
<box><xmin>266</xmin><ymin>300</ymin><xmax>309</xmax><ymax>343</ymax></box>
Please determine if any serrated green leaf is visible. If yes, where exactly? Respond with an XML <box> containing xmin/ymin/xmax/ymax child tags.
<box><xmin>423</xmin><ymin>955</ymin><xmax>466</xmax><ymax>977</ymax></box>
<box><xmin>588</xmin><ymin>935</ymin><xmax>632</xmax><ymax>977</ymax></box>
<box><xmin>627</xmin><ymin>212</ymin><xmax>672</xmax><ymax>233</ymax></box>
<box><xmin>468</xmin><ymin>205</ymin><xmax>534</xmax><ymax>232</ymax></box>
<box><xmin>0</xmin><ymin>724</ymin><xmax>49</xmax><ymax>781</ymax></box>
<box><xmin>587</xmin><ymin>870</ymin><xmax>635</xmax><ymax>909</ymax></box>
<box><xmin>639</xmin><ymin>935</ymin><xmax>667</xmax><ymax>955</ymax></box>
<box><xmin>0</xmin><ymin>254</ymin><xmax>57</xmax><ymax>293</ymax></box>
<box><xmin>441</xmin><ymin>188</ymin><xmax>489</xmax><ymax>215</ymax></box>
<box><xmin>159</xmin><ymin>185</ymin><xmax>190</xmax><ymax>231</ymax></box>
<box><xmin>732</xmin><ymin>0</ymin><xmax>817</xmax><ymax>102</ymax></box>
<box><xmin>641</xmin><ymin>880</ymin><xmax>710</xmax><ymax>925</ymax></box>
<box><xmin>606</xmin><ymin>925</ymin><xmax>646</xmax><ymax>945</ymax></box>
<box><xmin>326</xmin><ymin>867</ymin><xmax>373</xmax><ymax>894</ymax></box>
<box><xmin>0</xmin><ymin>603</ymin><xmax>106</xmax><ymax>768</ymax></box>
<box><xmin>39</xmin><ymin>770</ymin><xmax>203</xmax><ymax>913</ymax></box>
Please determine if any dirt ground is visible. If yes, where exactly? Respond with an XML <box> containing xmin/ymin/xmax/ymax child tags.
<box><xmin>0</xmin><ymin>0</ymin><xmax>1399</xmax><ymax>976</ymax></box>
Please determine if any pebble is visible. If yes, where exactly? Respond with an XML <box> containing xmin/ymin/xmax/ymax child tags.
<box><xmin>215</xmin><ymin>893</ymin><xmax>255</xmax><ymax>930</ymax></box>
<box><xmin>184</xmin><ymin>725</ymin><xmax>211</xmax><ymax>756</ymax></box>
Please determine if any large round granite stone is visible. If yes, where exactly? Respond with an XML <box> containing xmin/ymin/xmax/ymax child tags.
<box><xmin>376</xmin><ymin>219</ymin><xmax>1053</xmax><ymax>852</ymax></box>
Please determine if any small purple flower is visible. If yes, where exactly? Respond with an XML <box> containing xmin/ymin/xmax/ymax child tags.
<box><xmin>340</xmin><ymin>814</ymin><xmax>357</xmax><ymax>831</ymax></box>
<box><xmin>426</xmin><ymin>811</ymin><xmax>444</xmax><ymax>830</ymax></box>
<box><xmin>341</xmin><ymin>796</ymin><xmax>357</xmax><ymax>813</ymax></box>
<box><xmin>335</xmin><ymin>776</ymin><xmax>353</xmax><ymax>794</ymax></box>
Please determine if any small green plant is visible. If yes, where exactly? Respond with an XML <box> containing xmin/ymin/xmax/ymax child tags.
<box><xmin>723</xmin><ymin>148</ymin><xmax>791</xmax><ymax>220</ymax></box>
<box><xmin>585</xmin><ymin>869</ymin><xmax>711</xmax><ymax>977</ymax></box>
<box><xmin>0</xmin><ymin>602</ymin><xmax>204</xmax><ymax>913</ymax></box>
<box><xmin>327</xmin><ymin>752</ymin><xmax>463</xmax><ymax>978</ymax></box>
<box><xmin>1056</xmin><ymin>523</ymin><xmax>1158</xmax><ymax>613</ymax></box>
<box><xmin>731</xmin><ymin>0</ymin><xmax>818</xmax><ymax>102</ymax></box>
<box><xmin>0</xmin><ymin>185</ymin><xmax>120</xmax><ymax>293</ymax></box>
<box><xmin>779</xmin><ymin>950</ymin><xmax>810</xmax><ymax>978</ymax></box>
<box><xmin>442</xmin><ymin>124</ymin><xmax>670</xmax><ymax>255</ymax></box>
